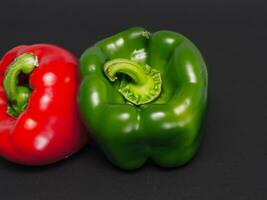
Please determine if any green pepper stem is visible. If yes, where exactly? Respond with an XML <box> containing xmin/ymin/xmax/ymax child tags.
<box><xmin>103</xmin><ymin>58</ymin><xmax>162</xmax><ymax>105</ymax></box>
<box><xmin>104</xmin><ymin>58</ymin><xmax>147</xmax><ymax>85</ymax></box>
<box><xmin>3</xmin><ymin>53</ymin><xmax>38</xmax><ymax>117</ymax></box>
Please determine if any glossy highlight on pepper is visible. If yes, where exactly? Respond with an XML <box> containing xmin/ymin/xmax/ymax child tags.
<box><xmin>79</xmin><ymin>27</ymin><xmax>208</xmax><ymax>170</ymax></box>
<box><xmin>0</xmin><ymin>44</ymin><xmax>88</xmax><ymax>165</ymax></box>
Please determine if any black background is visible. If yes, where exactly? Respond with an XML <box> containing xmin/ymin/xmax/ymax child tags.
<box><xmin>0</xmin><ymin>0</ymin><xmax>266</xmax><ymax>199</ymax></box>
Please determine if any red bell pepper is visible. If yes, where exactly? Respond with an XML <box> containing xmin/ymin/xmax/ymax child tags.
<box><xmin>0</xmin><ymin>44</ymin><xmax>88</xmax><ymax>165</ymax></box>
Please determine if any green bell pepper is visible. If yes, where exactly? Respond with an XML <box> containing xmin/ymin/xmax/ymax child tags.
<box><xmin>78</xmin><ymin>27</ymin><xmax>208</xmax><ymax>170</ymax></box>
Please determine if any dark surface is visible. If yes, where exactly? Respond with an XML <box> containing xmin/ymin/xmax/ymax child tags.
<box><xmin>0</xmin><ymin>0</ymin><xmax>266</xmax><ymax>199</ymax></box>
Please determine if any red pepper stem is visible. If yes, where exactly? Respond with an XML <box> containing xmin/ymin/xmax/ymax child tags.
<box><xmin>3</xmin><ymin>53</ymin><xmax>38</xmax><ymax>117</ymax></box>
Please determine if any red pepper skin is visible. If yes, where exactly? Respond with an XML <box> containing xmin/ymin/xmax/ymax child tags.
<box><xmin>0</xmin><ymin>44</ymin><xmax>88</xmax><ymax>165</ymax></box>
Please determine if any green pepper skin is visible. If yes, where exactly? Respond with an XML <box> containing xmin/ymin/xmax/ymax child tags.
<box><xmin>78</xmin><ymin>27</ymin><xmax>208</xmax><ymax>170</ymax></box>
